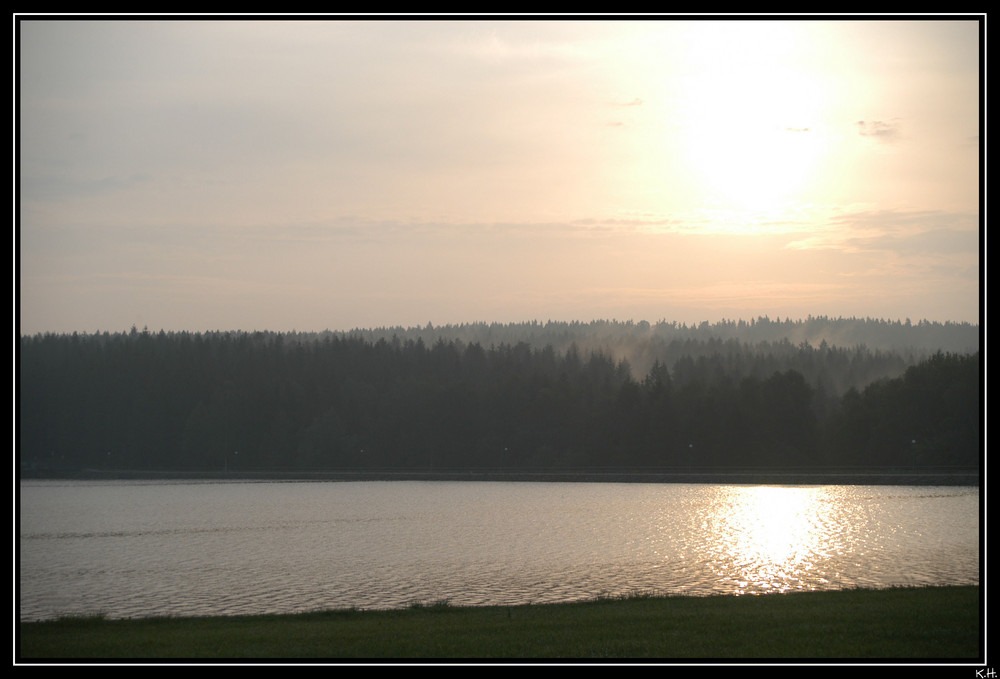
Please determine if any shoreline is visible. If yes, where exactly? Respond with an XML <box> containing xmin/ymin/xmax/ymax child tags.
<box><xmin>19</xmin><ymin>468</ymin><xmax>980</xmax><ymax>485</ymax></box>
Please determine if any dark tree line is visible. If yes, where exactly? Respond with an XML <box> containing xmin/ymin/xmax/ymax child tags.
<box><xmin>18</xmin><ymin>323</ymin><xmax>980</xmax><ymax>474</ymax></box>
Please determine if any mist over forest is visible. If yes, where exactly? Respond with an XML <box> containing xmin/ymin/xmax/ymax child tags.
<box><xmin>19</xmin><ymin>316</ymin><xmax>980</xmax><ymax>476</ymax></box>
<box><xmin>337</xmin><ymin>315</ymin><xmax>979</xmax><ymax>382</ymax></box>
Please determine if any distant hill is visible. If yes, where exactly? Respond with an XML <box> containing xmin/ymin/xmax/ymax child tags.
<box><xmin>297</xmin><ymin>315</ymin><xmax>979</xmax><ymax>382</ymax></box>
<box><xmin>331</xmin><ymin>316</ymin><xmax>979</xmax><ymax>356</ymax></box>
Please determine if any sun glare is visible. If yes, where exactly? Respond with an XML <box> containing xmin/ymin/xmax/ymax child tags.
<box><xmin>712</xmin><ymin>486</ymin><xmax>828</xmax><ymax>593</ymax></box>
<box><xmin>683</xmin><ymin>118</ymin><xmax>828</xmax><ymax>212</ymax></box>
<box><xmin>672</xmin><ymin>23</ymin><xmax>832</xmax><ymax>214</ymax></box>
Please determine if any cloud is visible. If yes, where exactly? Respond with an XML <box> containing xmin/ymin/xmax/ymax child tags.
<box><xmin>856</xmin><ymin>119</ymin><xmax>902</xmax><ymax>142</ymax></box>
<box><xmin>784</xmin><ymin>207</ymin><xmax>978</xmax><ymax>255</ymax></box>
<box><xmin>457</xmin><ymin>28</ymin><xmax>592</xmax><ymax>65</ymax></box>
<box><xmin>21</xmin><ymin>171</ymin><xmax>152</xmax><ymax>203</ymax></box>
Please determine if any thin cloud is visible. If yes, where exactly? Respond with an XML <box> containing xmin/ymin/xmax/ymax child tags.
<box><xmin>785</xmin><ymin>208</ymin><xmax>978</xmax><ymax>254</ymax></box>
<box><xmin>21</xmin><ymin>172</ymin><xmax>152</xmax><ymax>203</ymax></box>
<box><xmin>856</xmin><ymin>119</ymin><xmax>902</xmax><ymax>142</ymax></box>
<box><xmin>605</xmin><ymin>97</ymin><xmax>643</xmax><ymax>127</ymax></box>
<box><xmin>460</xmin><ymin>30</ymin><xmax>590</xmax><ymax>65</ymax></box>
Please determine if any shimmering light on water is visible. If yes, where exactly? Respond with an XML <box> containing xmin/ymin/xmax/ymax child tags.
<box><xmin>18</xmin><ymin>481</ymin><xmax>979</xmax><ymax>621</ymax></box>
<box><xmin>710</xmin><ymin>486</ymin><xmax>834</xmax><ymax>594</ymax></box>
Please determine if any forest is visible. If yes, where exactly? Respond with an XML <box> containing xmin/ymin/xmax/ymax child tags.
<box><xmin>18</xmin><ymin>316</ymin><xmax>980</xmax><ymax>475</ymax></box>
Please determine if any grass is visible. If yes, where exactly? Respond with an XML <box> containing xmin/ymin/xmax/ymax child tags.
<box><xmin>17</xmin><ymin>585</ymin><xmax>980</xmax><ymax>662</ymax></box>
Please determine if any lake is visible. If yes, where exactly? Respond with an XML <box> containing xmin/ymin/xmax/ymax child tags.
<box><xmin>18</xmin><ymin>480</ymin><xmax>980</xmax><ymax>622</ymax></box>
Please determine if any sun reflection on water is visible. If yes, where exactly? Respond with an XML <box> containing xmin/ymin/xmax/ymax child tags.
<box><xmin>708</xmin><ymin>485</ymin><xmax>832</xmax><ymax>594</ymax></box>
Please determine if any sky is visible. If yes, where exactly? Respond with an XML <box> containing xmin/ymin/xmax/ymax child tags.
<box><xmin>17</xmin><ymin>17</ymin><xmax>982</xmax><ymax>335</ymax></box>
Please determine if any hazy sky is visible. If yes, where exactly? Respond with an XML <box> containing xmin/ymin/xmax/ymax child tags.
<box><xmin>18</xmin><ymin>18</ymin><xmax>981</xmax><ymax>335</ymax></box>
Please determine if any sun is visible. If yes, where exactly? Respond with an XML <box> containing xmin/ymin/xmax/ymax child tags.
<box><xmin>671</xmin><ymin>24</ymin><xmax>832</xmax><ymax>214</ymax></box>
<box><xmin>682</xmin><ymin>115</ymin><xmax>827</xmax><ymax>213</ymax></box>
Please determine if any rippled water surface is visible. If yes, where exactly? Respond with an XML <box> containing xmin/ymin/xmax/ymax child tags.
<box><xmin>18</xmin><ymin>480</ymin><xmax>979</xmax><ymax>621</ymax></box>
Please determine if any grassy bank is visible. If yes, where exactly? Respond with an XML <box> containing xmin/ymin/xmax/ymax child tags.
<box><xmin>18</xmin><ymin>585</ymin><xmax>980</xmax><ymax>661</ymax></box>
